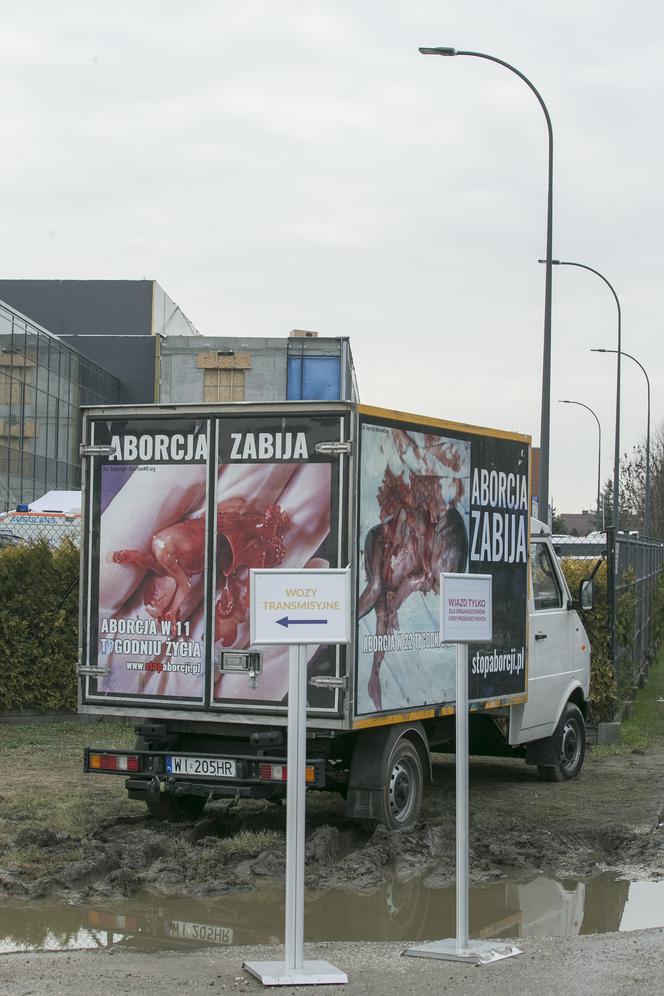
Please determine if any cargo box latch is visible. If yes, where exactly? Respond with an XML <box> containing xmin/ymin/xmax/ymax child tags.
<box><xmin>218</xmin><ymin>651</ymin><xmax>262</xmax><ymax>689</ymax></box>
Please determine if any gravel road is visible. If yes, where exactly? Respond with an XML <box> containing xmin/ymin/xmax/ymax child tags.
<box><xmin>2</xmin><ymin>930</ymin><xmax>664</xmax><ymax>996</ymax></box>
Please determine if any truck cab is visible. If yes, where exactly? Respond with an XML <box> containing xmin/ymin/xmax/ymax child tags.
<box><xmin>509</xmin><ymin>518</ymin><xmax>592</xmax><ymax>780</ymax></box>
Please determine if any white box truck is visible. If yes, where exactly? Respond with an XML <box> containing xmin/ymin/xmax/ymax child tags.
<box><xmin>78</xmin><ymin>401</ymin><xmax>593</xmax><ymax>828</ymax></box>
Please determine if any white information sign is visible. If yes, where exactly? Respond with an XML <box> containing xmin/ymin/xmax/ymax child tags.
<box><xmin>250</xmin><ymin>568</ymin><xmax>351</xmax><ymax>646</ymax></box>
<box><xmin>245</xmin><ymin>568</ymin><xmax>350</xmax><ymax>986</ymax></box>
<box><xmin>405</xmin><ymin>569</ymin><xmax>520</xmax><ymax>965</ymax></box>
<box><xmin>440</xmin><ymin>572</ymin><xmax>493</xmax><ymax>644</ymax></box>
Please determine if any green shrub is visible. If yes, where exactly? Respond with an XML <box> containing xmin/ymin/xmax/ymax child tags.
<box><xmin>560</xmin><ymin>558</ymin><xmax>616</xmax><ymax>722</ymax></box>
<box><xmin>0</xmin><ymin>541</ymin><xmax>79</xmax><ymax>712</ymax></box>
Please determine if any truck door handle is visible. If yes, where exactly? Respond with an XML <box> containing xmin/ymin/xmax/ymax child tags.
<box><xmin>535</xmin><ymin>631</ymin><xmax>547</xmax><ymax>641</ymax></box>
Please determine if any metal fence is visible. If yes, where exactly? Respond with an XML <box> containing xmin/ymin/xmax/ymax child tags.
<box><xmin>612</xmin><ymin>531</ymin><xmax>664</xmax><ymax>692</ymax></box>
<box><xmin>553</xmin><ymin>530</ymin><xmax>664</xmax><ymax>705</ymax></box>
<box><xmin>0</xmin><ymin>514</ymin><xmax>80</xmax><ymax>549</ymax></box>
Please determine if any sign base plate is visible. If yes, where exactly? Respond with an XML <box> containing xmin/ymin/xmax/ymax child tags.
<box><xmin>243</xmin><ymin>959</ymin><xmax>348</xmax><ymax>986</ymax></box>
<box><xmin>403</xmin><ymin>938</ymin><xmax>522</xmax><ymax>965</ymax></box>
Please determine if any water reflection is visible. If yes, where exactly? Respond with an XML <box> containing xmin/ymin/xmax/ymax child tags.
<box><xmin>0</xmin><ymin>873</ymin><xmax>655</xmax><ymax>955</ymax></box>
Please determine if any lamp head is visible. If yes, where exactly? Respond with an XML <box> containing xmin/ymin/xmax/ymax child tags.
<box><xmin>418</xmin><ymin>47</ymin><xmax>457</xmax><ymax>56</ymax></box>
<box><xmin>591</xmin><ymin>348</ymin><xmax>608</xmax><ymax>354</ymax></box>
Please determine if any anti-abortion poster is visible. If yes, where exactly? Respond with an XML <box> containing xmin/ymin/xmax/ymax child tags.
<box><xmin>211</xmin><ymin>414</ymin><xmax>344</xmax><ymax>713</ymax></box>
<box><xmin>84</xmin><ymin>413</ymin><xmax>346</xmax><ymax>711</ymax></box>
<box><xmin>86</xmin><ymin>418</ymin><xmax>210</xmax><ymax>701</ymax></box>
<box><xmin>356</xmin><ymin>412</ymin><xmax>530</xmax><ymax>717</ymax></box>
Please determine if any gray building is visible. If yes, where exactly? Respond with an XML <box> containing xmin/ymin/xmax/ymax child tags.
<box><xmin>0</xmin><ymin>299</ymin><xmax>120</xmax><ymax>510</ymax></box>
<box><xmin>159</xmin><ymin>330</ymin><xmax>357</xmax><ymax>404</ymax></box>
<box><xmin>0</xmin><ymin>279</ymin><xmax>200</xmax><ymax>405</ymax></box>
<box><xmin>0</xmin><ymin>277</ymin><xmax>358</xmax><ymax>511</ymax></box>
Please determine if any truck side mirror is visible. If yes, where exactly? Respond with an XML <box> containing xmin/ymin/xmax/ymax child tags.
<box><xmin>579</xmin><ymin>579</ymin><xmax>593</xmax><ymax>611</ymax></box>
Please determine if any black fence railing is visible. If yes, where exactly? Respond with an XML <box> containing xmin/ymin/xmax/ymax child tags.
<box><xmin>553</xmin><ymin>530</ymin><xmax>664</xmax><ymax>712</ymax></box>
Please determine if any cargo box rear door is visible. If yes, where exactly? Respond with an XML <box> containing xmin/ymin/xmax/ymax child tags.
<box><xmin>80</xmin><ymin>414</ymin><xmax>211</xmax><ymax>707</ymax></box>
<box><xmin>208</xmin><ymin>409</ymin><xmax>350</xmax><ymax>719</ymax></box>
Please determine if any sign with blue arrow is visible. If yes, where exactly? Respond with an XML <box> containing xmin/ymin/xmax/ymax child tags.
<box><xmin>276</xmin><ymin>616</ymin><xmax>328</xmax><ymax>628</ymax></box>
<box><xmin>249</xmin><ymin>568</ymin><xmax>351</xmax><ymax>645</ymax></box>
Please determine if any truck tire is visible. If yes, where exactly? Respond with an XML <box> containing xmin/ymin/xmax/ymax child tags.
<box><xmin>537</xmin><ymin>702</ymin><xmax>586</xmax><ymax>783</ymax></box>
<box><xmin>381</xmin><ymin>737</ymin><xmax>424</xmax><ymax>830</ymax></box>
<box><xmin>145</xmin><ymin>793</ymin><xmax>207</xmax><ymax>822</ymax></box>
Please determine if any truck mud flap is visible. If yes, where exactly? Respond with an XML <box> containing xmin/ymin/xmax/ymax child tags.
<box><xmin>525</xmin><ymin>737</ymin><xmax>557</xmax><ymax>766</ymax></box>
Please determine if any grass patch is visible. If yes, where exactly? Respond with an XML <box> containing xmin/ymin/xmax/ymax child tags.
<box><xmin>0</xmin><ymin>720</ymin><xmax>137</xmax><ymax>877</ymax></box>
<box><xmin>593</xmin><ymin>646</ymin><xmax>664</xmax><ymax>756</ymax></box>
<box><xmin>0</xmin><ymin>719</ymin><xmax>134</xmax><ymax>752</ymax></box>
<box><xmin>165</xmin><ymin>829</ymin><xmax>282</xmax><ymax>877</ymax></box>
<box><xmin>167</xmin><ymin>829</ymin><xmax>281</xmax><ymax>863</ymax></box>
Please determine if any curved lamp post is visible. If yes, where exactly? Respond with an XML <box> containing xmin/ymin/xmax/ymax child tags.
<box><xmin>420</xmin><ymin>46</ymin><xmax>554</xmax><ymax>525</ymax></box>
<box><xmin>558</xmin><ymin>399</ymin><xmax>602</xmax><ymax>529</ymax></box>
<box><xmin>593</xmin><ymin>347</ymin><xmax>650</xmax><ymax>537</ymax></box>
<box><xmin>539</xmin><ymin>258</ymin><xmax>622</xmax><ymax>533</ymax></box>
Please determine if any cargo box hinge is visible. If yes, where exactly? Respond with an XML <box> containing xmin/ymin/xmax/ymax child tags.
<box><xmin>314</xmin><ymin>441</ymin><xmax>352</xmax><ymax>457</ymax></box>
<box><xmin>80</xmin><ymin>444</ymin><xmax>116</xmax><ymax>458</ymax></box>
<box><xmin>309</xmin><ymin>675</ymin><xmax>347</xmax><ymax>689</ymax></box>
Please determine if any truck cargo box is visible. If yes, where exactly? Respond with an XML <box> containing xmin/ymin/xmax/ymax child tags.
<box><xmin>78</xmin><ymin>401</ymin><xmax>531</xmax><ymax>728</ymax></box>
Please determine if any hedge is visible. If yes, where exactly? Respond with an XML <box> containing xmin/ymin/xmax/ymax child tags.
<box><xmin>0</xmin><ymin>541</ymin><xmax>79</xmax><ymax>713</ymax></box>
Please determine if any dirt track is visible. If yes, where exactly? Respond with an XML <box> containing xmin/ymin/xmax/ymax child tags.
<box><xmin>2</xmin><ymin>743</ymin><xmax>663</xmax><ymax>903</ymax></box>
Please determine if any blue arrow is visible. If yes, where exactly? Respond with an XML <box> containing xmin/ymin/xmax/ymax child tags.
<box><xmin>276</xmin><ymin>616</ymin><xmax>328</xmax><ymax>628</ymax></box>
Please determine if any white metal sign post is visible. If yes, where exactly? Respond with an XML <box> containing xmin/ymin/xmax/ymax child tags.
<box><xmin>405</xmin><ymin>572</ymin><xmax>521</xmax><ymax>965</ymax></box>
<box><xmin>244</xmin><ymin>568</ymin><xmax>350</xmax><ymax>987</ymax></box>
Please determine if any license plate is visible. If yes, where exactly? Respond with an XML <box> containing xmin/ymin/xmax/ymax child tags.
<box><xmin>165</xmin><ymin>755</ymin><xmax>237</xmax><ymax>778</ymax></box>
<box><xmin>167</xmin><ymin>919</ymin><xmax>234</xmax><ymax>945</ymax></box>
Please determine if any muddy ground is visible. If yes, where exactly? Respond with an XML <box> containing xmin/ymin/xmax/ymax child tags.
<box><xmin>1</xmin><ymin>734</ymin><xmax>663</xmax><ymax>904</ymax></box>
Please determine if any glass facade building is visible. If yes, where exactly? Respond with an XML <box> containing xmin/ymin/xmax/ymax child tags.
<box><xmin>0</xmin><ymin>300</ymin><xmax>120</xmax><ymax>511</ymax></box>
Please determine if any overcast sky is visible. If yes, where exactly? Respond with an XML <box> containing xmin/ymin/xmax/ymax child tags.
<box><xmin>2</xmin><ymin>2</ymin><xmax>662</xmax><ymax>514</ymax></box>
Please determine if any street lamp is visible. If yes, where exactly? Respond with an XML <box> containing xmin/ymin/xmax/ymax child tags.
<box><xmin>592</xmin><ymin>348</ymin><xmax>651</xmax><ymax>537</ymax></box>
<box><xmin>538</xmin><ymin>259</ymin><xmax>622</xmax><ymax>534</ymax></box>
<box><xmin>558</xmin><ymin>399</ymin><xmax>602</xmax><ymax>529</ymax></box>
<box><xmin>419</xmin><ymin>46</ymin><xmax>554</xmax><ymax>525</ymax></box>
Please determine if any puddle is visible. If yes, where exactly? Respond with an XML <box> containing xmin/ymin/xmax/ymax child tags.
<box><xmin>1</xmin><ymin>872</ymin><xmax>663</xmax><ymax>954</ymax></box>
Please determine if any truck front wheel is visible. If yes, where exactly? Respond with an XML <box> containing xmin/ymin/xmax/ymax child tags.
<box><xmin>381</xmin><ymin>737</ymin><xmax>424</xmax><ymax>829</ymax></box>
<box><xmin>537</xmin><ymin>702</ymin><xmax>586</xmax><ymax>782</ymax></box>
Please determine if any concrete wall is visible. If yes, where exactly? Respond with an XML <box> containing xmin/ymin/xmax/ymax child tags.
<box><xmin>159</xmin><ymin>336</ymin><xmax>288</xmax><ymax>403</ymax></box>
<box><xmin>158</xmin><ymin>335</ymin><xmax>356</xmax><ymax>404</ymax></box>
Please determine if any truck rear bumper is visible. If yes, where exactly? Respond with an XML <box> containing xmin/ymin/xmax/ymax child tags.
<box><xmin>125</xmin><ymin>776</ymin><xmax>268</xmax><ymax>802</ymax></box>
<box><xmin>83</xmin><ymin>746</ymin><xmax>327</xmax><ymax>799</ymax></box>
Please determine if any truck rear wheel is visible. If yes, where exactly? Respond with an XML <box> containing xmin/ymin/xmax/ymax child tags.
<box><xmin>537</xmin><ymin>702</ymin><xmax>586</xmax><ymax>782</ymax></box>
<box><xmin>145</xmin><ymin>793</ymin><xmax>207</xmax><ymax>822</ymax></box>
<box><xmin>381</xmin><ymin>737</ymin><xmax>424</xmax><ymax>829</ymax></box>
